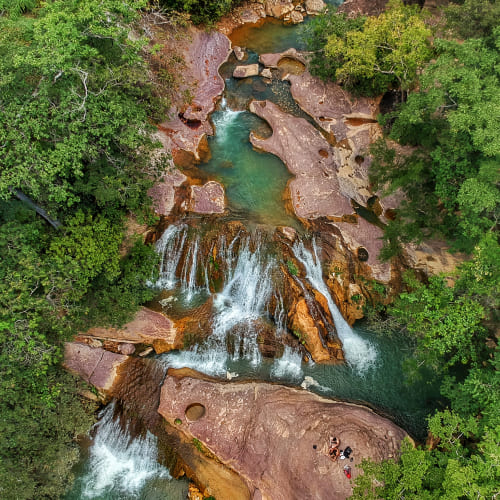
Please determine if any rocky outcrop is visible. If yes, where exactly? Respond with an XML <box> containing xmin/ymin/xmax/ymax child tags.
<box><xmin>337</xmin><ymin>0</ymin><xmax>388</xmax><ymax>16</ymax></box>
<box><xmin>249</xmin><ymin>100</ymin><xmax>354</xmax><ymax>219</ymax></box>
<box><xmin>82</xmin><ymin>307</ymin><xmax>182</xmax><ymax>354</ymax></box>
<box><xmin>63</xmin><ymin>343</ymin><xmax>129</xmax><ymax>395</ymax></box>
<box><xmin>189</xmin><ymin>181</ymin><xmax>226</xmax><ymax>214</ymax></box>
<box><xmin>147</xmin><ymin>160</ymin><xmax>187</xmax><ymax>216</ymax></box>
<box><xmin>158</xmin><ymin>29</ymin><xmax>231</xmax><ymax>161</ymax></box>
<box><xmin>305</xmin><ymin>0</ymin><xmax>327</xmax><ymax>15</ymax></box>
<box><xmin>159</xmin><ymin>368</ymin><xmax>408</xmax><ymax>500</ymax></box>
<box><xmin>233</xmin><ymin>63</ymin><xmax>260</xmax><ymax>78</ymax></box>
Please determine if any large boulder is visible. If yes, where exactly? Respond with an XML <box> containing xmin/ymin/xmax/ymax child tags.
<box><xmin>265</xmin><ymin>0</ymin><xmax>295</xmax><ymax>19</ymax></box>
<box><xmin>147</xmin><ymin>161</ymin><xmax>187</xmax><ymax>216</ymax></box>
<box><xmin>63</xmin><ymin>343</ymin><xmax>129</xmax><ymax>395</ymax></box>
<box><xmin>159</xmin><ymin>369</ymin><xmax>408</xmax><ymax>500</ymax></box>
<box><xmin>305</xmin><ymin>0</ymin><xmax>327</xmax><ymax>15</ymax></box>
<box><xmin>83</xmin><ymin>307</ymin><xmax>181</xmax><ymax>354</ymax></box>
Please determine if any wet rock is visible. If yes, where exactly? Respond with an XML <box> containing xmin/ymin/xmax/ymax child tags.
<box><xmin>189</xmin><ymin>181</ymin><xmax>225</xmax><ymax>214</ymax></box>
<box><xmin>249</xmin><ymin>100</ymin><xmax>354</xmax><ymax>219</ymax></box>
<box><xmin>233</xmin><ymin>64</ymin><xmax>260</xmax><ymax>78</ymax></box>
<box><xmin>259</xmin><ymin>48</ymin><xmax>307</xmax><ymax>69</ymax></box>
<box><xmin>305</xmin><ymin>0</ymin><xmax>327</xmax><ymax>15</ymax></box>
<box><xmin>276</xmin><ymin>225</ymin><xmax>297</xmax><ymax>242</ymax></box>
<box><xmin>233</xmin><ymin>45</ymin><xmax>246</xmax><ymax>61</ymax></box>
<box><xmin>118</xmin><ymin>343</ymin><xmax>136</xmax><ymax>355</ymax></box>
<box><xmin>84</xmin><ymin>307</ymin><xmax>181</xmax><ymax>355</ymax></box>
<box><xmin>159</xmin><ymin>369</ymin><xmax>408</xmax><ymax>500</ymax></box>
<box><xmin>63</xmin><ymin>343</ymin><xmax>128</xmax><ymax>395</ymax></box>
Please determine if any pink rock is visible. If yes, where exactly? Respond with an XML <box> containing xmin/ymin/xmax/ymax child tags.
<box><xmin>148</xmin><ymin>167</ymin><xmax>187</xmax><ymax>216</ymax></box>
<box><xmin>63</xmin><ymin>343</ymin><xmax>128</xmax><ymax>394</ymax></box>
<box><xmin>189</xmin><ymin>181</ymin><xmax>225</xmax><ymax>214</ymax></box>
<box><xmin>158</xmin><ymin>369</ymin><xmax>408</xmax><ymax>500</ymax></box>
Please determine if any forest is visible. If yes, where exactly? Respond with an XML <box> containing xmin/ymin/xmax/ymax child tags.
<box><xmin>0</xmin><ymin>0</ymin><xmax>498</xmax><ymax>498</ymax></box>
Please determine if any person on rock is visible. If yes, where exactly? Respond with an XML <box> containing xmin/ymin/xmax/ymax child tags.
<box><xmin>328</xmin><ymin>436</ymin><xmax>340</xmax><ymax>461</ymax></box>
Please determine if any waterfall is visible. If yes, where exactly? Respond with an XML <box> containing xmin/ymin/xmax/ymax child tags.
<box><xmin>292</xmin><ymin>238</ymin><xmax>377</xmax><ymax>374</ymax></box>
<box><xmin>152</xmin><ymin>224</ymin><xmax>187</xmax><ymax>290</ymax></box>
<box><xmin>213</xmin><ymin>97</ymin><xmax>243</xmax><ymax>144</ymax></box>
<box><xmin>180</xmin><ymin>234</ymin><xmax>200</xmax><ymax>302</ymax></box>
<box><xmin>271</xmin><ymin>345</ymin><xmax>303</xmax><ymax>380</ymax></box>
<box><xmin>80</xmin><ymin>403</ymin><xmax>170</xmax><ymax>499</ymax></box>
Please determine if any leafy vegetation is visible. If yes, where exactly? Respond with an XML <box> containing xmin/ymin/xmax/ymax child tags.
<box><xmin>0</xmin><ymin>0</ymin><xmax>167</xmax><ymax>496</ymax></box>
<box><xmin>158</xmin><ymin>0</ymin><xmax>240</xmax><ymax>24</ymax></box>
<box><xmin>303</xmin><ymin>0</ymin><xmax>432</xmax><ymax>96</ymax></box>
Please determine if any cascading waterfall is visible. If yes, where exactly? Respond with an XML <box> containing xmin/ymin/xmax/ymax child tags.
<box><xmin>214</xmin><ymin>97</ymin><xmax>243</xmax><ymax>143</ymax></box>
<box><xmin>292</xmin><ymin>238</ymin><xmax>378</xmax><ymax>374</ymax></box>
<box><xmin>180</xmin><ymin>234</ymin><xmax>200</xmax><ymax>301</ymax></box>
<box><xmin>79</xmin><ymin>404</ymin><xmax>170</xmax><ymax>499</ymax></box>
<box><xmin>152</xmin><ymin>224</ymin><xmax>188</xmax><ymax>290</ymax></box>
<box><xmin>271</xmin><ymin>345</ymin><xmax>304</xmax><ymax>380</ymax></box>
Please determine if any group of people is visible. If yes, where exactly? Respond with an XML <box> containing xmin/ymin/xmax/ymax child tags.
<box><xmin>327</xmin><ymin>436</ymin><xmax>352</xmax><ymax>479</ymax></box>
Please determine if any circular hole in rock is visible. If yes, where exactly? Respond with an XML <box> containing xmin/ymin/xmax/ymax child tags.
<box><xmin>357</xmin><ymin>247</ymin><xmax>369</xmax><ymax>262</ymax></box>
<box><xmin>355</xmin><ymin>155</ymin><xmax>364</xmax><ymax>165</ymax></box>
<box><xmin>185</xmin><ymin>403</ymin><xmax>206</xmax><ymax>422</ymax></box>
<box><xmin>319</xmin><ymin>149</ymin><xmax>329</xmax><ymax>158</ymax></box>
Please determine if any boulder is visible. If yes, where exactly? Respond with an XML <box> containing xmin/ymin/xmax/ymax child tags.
<box><xmin>265</xmin><ymin>0</ymin><xmax>295</xmax><ymax>18</ymax></box>
<box><xmin>147</xmin><ymin>162</ymin><xmax>187</xmax><ymax>216</ymax></box>
<box><xmin>159</xmin><ymin>369</ymin><xmax>408</xmax><ymax>500</ymax></box>
<box><xmin>305</xmin><ymin>0</ymin><xmax>326</xmax><ymax>15</ymax></box>
<box><xmin>233</xmin><ymin>45</ymin><xmax>246</xmax><ymax>61</ymax></box>
<box><xmin>189</xmin><ymin>181</ymin><xmax>225</xmax><ymax>214</ymax></box>
<box><xmin>63</xmin><ymin>343</ymin><xmax>128</xmax><ymax>394</ymax></box>
<box><xmin>249</xmin><ymin>100</ymin><xmax>354</xmax><ymax>219</ymax></box>
<box><xmin>233</xmin><ymin>64</ymin><xmax>260</xmax><ymax>78</ymax></box>
<box><xmin>288</xmin><ymin>10</ymin><xmax>304</xmax><ymax>23</ymax></box>
<box><xmin>84</xmin><ymin>307</ymin><xmax>181</xmax><ymax>354</ymax></box>
<box><xmin>260</xmin><ymin>67</ymin><xmax>272</xmax><ymax>79</ymax></box>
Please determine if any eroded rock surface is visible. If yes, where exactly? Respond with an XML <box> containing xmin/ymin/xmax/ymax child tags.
<box><xmin>158</xmin><ymin>29</ymin><xmax>231</xmax><ymax>161</ymax></box>
<box><xmin>83</xmin><ymin>307</ymin><xmax>181</xmax><ymax>354</ymax></box>
<box><xmin>249</xmin><ymin>100</ymin><xmax>354</xmax><ymax>219</ymax></box>
<box><xmin>189</xmin><ymin>181</ymin><xmax>226</xmax><ymax>214</ymax></box>
<box><xmin>63</xmin><ymin>343</ymin><xmax>128</xmax><ymax>394</ymax></box>
<box><xmin>159</xmin><ymin>369</ymin><xmax>408</xmax><ymax>500</ymax></box>
<box><xmin>233</xmin><ymin>63</ymin><xmax>260</xmax><ymax>78</ymax></box>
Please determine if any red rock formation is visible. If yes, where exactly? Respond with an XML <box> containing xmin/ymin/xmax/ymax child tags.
<box><xmin>158</xmin><ymin>368</ymin><xmax>408</xmax><ymax>500</ymax></box>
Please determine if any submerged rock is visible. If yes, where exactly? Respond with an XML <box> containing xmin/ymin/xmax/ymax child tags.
<box><xmin>233</xmin><ymin>45</ymin><xmax>246</xmax><ymax>61</ymax></box>
<box><xmin>159</xmin><ymin>368</ymin><xmax>408</xmax><ymax>500</ymax></box>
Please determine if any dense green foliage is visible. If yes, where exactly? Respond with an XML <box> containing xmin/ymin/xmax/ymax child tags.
<box><xmin>0</xmin><ymin>1</ymin><xmax>166</xmax><ymax>497</ymax></box>
<box><xmin>303</xmin><ymin>0</ymin><xmax>432</xmax><ymax>95</ymax></box>
<box><xmin>158</xmin><ymin>0</ymin><xmax>240</xmax><ymax>24</ymax></box>
<box><xmin>327</xmin><ymin>0</ymin><xmax>500</xmax><ymax>496</ymax></box>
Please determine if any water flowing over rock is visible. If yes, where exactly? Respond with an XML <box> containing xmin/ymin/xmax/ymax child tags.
<box><xmin>158</xmin><ymin>368</ymin><xmax>408</xmax><ymax>500</ymax></box>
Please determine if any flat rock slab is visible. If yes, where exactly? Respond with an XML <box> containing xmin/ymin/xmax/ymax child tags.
<box><xmin>63</xmin><ymin>343</ymin><xmax>128</xmax><ymax>394</ymax></box>
<box><xmin>84</xmin><ymin>307</ymin><xmax>180</xmax><ymax>354</ymax></box>
<box><xmin>249</xmin><ymin>100</ymin><xmax>353</xmax><ymax>219</ymax></box>
<box><xmin>189</xmin><ymin>181</ymin><xmax>225</xmax><ymax>214</ymax></box>
<box><xmin>159</xmin><ymin>369</ymin><xmax>408</xmax><ymax>500</ymax></box>
<box><xmin>233</xmin><ymin>64</ymin><xmax>260</xmax><ymax>78</ymax></box>
<box><xmin>148</xmin><ymin>164</ymin><xmax>187</xmax><ymax>216</ymax></box>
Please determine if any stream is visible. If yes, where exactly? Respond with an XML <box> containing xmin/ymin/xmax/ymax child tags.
<box><xmin>68</xmin><ymin>7</ymin><xmax>440</xmax><ymax>499</ymax></box>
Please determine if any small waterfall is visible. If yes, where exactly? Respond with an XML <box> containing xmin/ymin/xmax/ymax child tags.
<box><xmin>80</xmin><ymin>404</ymin><xmax>170</xmax><ymax>499</ymax></box>
<box><xmin>153</xmin><ymin>224</ymin><xmax>187</xmax><ymax>290</ymax></box>
<box><xmin>213</xmin><ymin>97</ymin><xmax>243</xmax><ymax>144</ymax></box>
<box><xmin>212</xmin><ymin>235</ymin><xmax>275</xmax><ymax>366</ymax></box>
<box><xmin>271</xmin><ymin>346</ymin><xmax>303</xmax><ymax>380</ymax></box>
<box><xmin>180</xmin><ymin>234</ymin><xmax>200</xmax><ymax>302</ymax></box>
<box><xmin>292</xmin><ymin>238</ymin><xmax>377</xmax><ymax>374</ymax></box>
